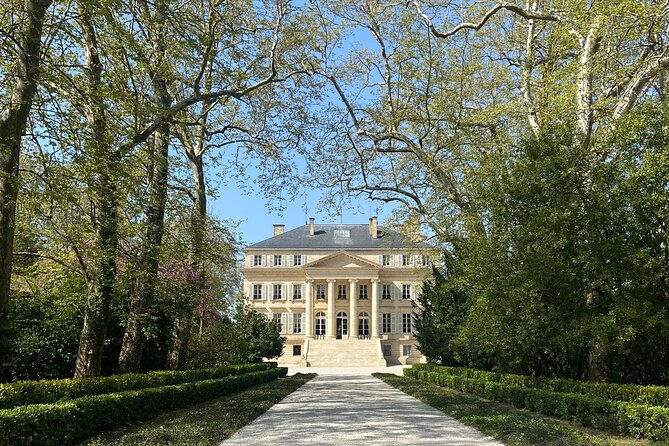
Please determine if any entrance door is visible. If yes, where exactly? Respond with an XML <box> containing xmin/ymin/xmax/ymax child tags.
<box><xmin>336</xmin><ymin>312</ymin><xmax>348</xmax><ymax>339</ymax></box>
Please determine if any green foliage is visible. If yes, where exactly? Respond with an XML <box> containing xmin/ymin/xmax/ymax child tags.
<box><xmin>0</xmin><ymin>363</ymin><xmax>275</xmax><ymax>409</ymax></box>
<box><xmin>413</xmin><ymin>256</ymin><xmax>470</xmax><ymax>366</ymax></box>
<box><xmin>0</xmin><ymin>367</ymin><xmax>287</xmax><ymax>446</ymax></box>
<box><xmin>411</xmin><ymin>364</ymin><xmax>669</xmax><ymax>407</ymax></box>
<box><xmin>85</xmin><ymin>373</ymin><xmax>316</xmax><ymax>446</ymax></box>
<box><xmin>0</xmin><ymin>291</ymin><xmax>82</xmax><ymax>382</ymax></box>
<box><xmin>407</xmin><ymin>366</ymin><xmax>669</xmax><ymax>440</ymax></box>
<box><xmin>376</xmin><ymin>373</ymin><xmax>616</xmax><ymax>446</ymax></box>
<box><xmin>189</xmin><ymin>304</ymin><xmax>285</xmax><ymax>368</ymax></box>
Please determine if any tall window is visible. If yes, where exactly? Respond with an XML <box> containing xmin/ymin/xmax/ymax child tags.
<box><xmin>273</xmin><ymin>284</ymin><xmax>282</xmax><ymax>300</ymax></box>
<box><xmin>401</xmin><ymin>255</ymin><xmax>411</xmax><ymax>266</ymax></box>
<box><xmin>421</xmin><ymin>255</ymin><xmax>430</xmax><ymax>267</ymax></box>
<box><xmin>315</xmin><ymin>312</ymin><xmax>326</xmax><ymax>336</ymax></box>
<box><xmin>382</xmin><ymin>284</ymin><xmax>392</xmax><ymax>300</ymax></box>
<box><xmin>293</xmin><ymin>314</ymin><xmax>302</xmax><ymax>333</ymax></box>
<box><xmin>272</xmin><ymin>313</ymin><xmax>282</xmax><ymax>332</ymax></box>
<box><xmin>292</xmin><ymin>284</ymin><xmax>302</xmax><ymax>300</ymax></box>
<box><xmin>253</xmin><ymin>255</ymin><xmax>262</xmax><ymax>266</ymax></box>
<box><xmin>382</xmin><ymin>314</ymin><xmax>392</xmax><ymax>333</ymax></box>
<box><xmin>316</xmin><ymin>284</ymin><xmax>325</xmax><ymax>300</ymax></box>
<box><xmin>358</xmin><ymin>312</ymin><xmax>369</xmax><ymax>337</ymax></box>
<box><xmin>273</xmin><ymin>255</ymin><xmax>282</xmax><ymax>266</ymax></box>
<box><xmin>338</xmin><ymin>284</ymin><xmax>347</xmax><ymax>299</ymax></box>
<box><xmin>402</xmin><ymin>284</ymin><xmax>412</xmax><ymax>300</ymax></box>
<box><xmin>358</xmin><ymin>284</ymin><xmax>368</xmax><ymax>299</ymax></box>
<box><xmin>382</xmin><ymin>255</ymin><xmax>391</xmax><ymax>266</ymax></box>
<box><xmin>402</xmin><ymin>313</ymin><xmax>412</xmax><ymax>333</ymax></box>
<box><xmin>252</xmin><ymin>284</ymin><xmax>262</xmax><ymax>300</ymax></box>
<box><xmin>293</xmin><ymin>255</ymin><xmax>302</xmax><ymax>266</ymax></box>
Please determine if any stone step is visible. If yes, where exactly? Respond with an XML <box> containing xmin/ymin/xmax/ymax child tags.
<box><xmin>305</xmin><ymin>338</ymin><xmax>385</xmax><ymax>367</ymax></box>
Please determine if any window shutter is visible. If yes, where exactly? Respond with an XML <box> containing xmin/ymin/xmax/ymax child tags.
<box><xmin>261</xmin><ymin>255</ymin><xmax>266</xmax><ymax>267</ymax></box>
<box><xmin>286</xmin><ymin>313</ymin><xmax>293</xmax><ymax>334</ymax></box>
<box><xmin>390</xmin><ymin>255</ymin><xmax>395</xmax><ymax>266</ymax></box>
<box><xmin>302</xmin><ymin>255</ymin><xmax>307</xmax><ymax>265</ymax></box>
<box><xmin>411</xmin><ymin>284</ymin><xmax>417</xmax><ymax>300</ymax></box>
<box><xmin>378</xmin><ymin>255</ymin><xmax>383</xmax><ymax>266</ymax></box>
<box><xmin>300</xmin><ymin>313</ymin><xmax>305</xmax><ymax>334</ymax></box>
<box><xmin>281</xmin><ymin>255</ymin><xmax>286</xmax><ymax>267</ymax></box>
<box><xmin>301</xmin><ymin>284</ymin><xmax>305</xmax><ymax>299</ymax></box>
<box><xmin>390</xmin><ymin>313</ymin><xmax>397</xmax><ymax>333</ymax></box>
<box><xmin>378</xmin><ymin>314</ymin><xmax>384</xmax><ymax>334</ymax></box>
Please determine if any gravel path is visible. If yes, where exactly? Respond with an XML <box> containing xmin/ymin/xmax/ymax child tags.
<box><xmin>222</xmin><ymin>374</ymin><xmax>503</xmax><ymax>445</ymax></box>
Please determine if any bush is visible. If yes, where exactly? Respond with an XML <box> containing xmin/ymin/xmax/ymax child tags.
<box><xmin>0</xmin><ymin>362</ymin><xmax>276</xmax><ymax>409</ymax></box>
<box><xmin>406</xmin><ymin>366</ymin><xmax>669</xmax><ymax>440</ymax></box>
<box><xmin>0</xmin><ymin>367</ymin><xmax>287</xmax><ymax>446</ymax></box>
<box><xmin>410</xmin><ymin>364</ymin><xmax>669</xmax><ymax>407</ymax></box>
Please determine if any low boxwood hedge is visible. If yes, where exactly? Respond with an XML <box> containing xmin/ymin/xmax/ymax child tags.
<box><xmin>411</xmin><ymin>364</ymin><xmax>669</xmax><ymax>407</ymax></box>
<box><xmin>0</xmin><ymin>362</ymin><xmax>276</xmax><ymax>409</ymax></box>
<box><xmin>406</xmin><ymin>367</ymin><xmax>669</xmax><ymax>440</ymax></box>
<box><xmin>0</xmin><ymin>367</ymin><xmax>287</xmax><ymax>446</ymax></box>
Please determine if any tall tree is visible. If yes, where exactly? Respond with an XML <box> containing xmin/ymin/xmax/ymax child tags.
<box><xmin>0</xmin><ymin>0</ymin><xmax>52</xmax><ymax>331</ymax></box>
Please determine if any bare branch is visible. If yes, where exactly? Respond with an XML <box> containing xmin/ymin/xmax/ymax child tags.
<box><xmin>410</xmin><ymin>1</ymin><xmax>558</xmax><ymax>40</ymax></box>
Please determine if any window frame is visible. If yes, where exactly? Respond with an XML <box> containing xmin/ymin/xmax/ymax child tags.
<box><xmin>292</xmin><ymin>284</ymin><xmax>302</xmax><ymax>300</ymax></box>
<box><xmin>402</xmin><ymin>313</ymin><xmax>412</xmax><ymax>333</ymax></box>
<box><xmin>402</xmin><ymin>284</ymin><xmax>412</xmax><ymax>300</ymax></box>
<box><xmin>382</xmin><ymin>254</ymin><xmax>391</xmax><ymax>266</ymax></box>
<box><xmin>382</xmin><ymin>284</ymin><xmax>392</xmax><ymax>300</ymax></box>
<box><xmin>293</xmin><ymin>255</ymin><xmax>302</xmax><ymax>266</ymax></box>
<box><xmin>253</xmin><ymin>255</ymin><xmax>262</xmax><ymax>266</ymax></box>
<box><xmin>273</xmin><ymin>284</ymin><xmax>283</xmax><ymax>300</ymax></box>
<box><xmin>316</xmin><ymin>284</ymin><xmax>325</xmax><ymax>300</ymax></box>
<box><xmin>358</xmin><ymin>284</ymin><xmax>368</xmax><ymax>300</ymax></box>
<box><xmin>292</xmin><ymin>313</ymin><xmax>302</xmax><ymax>333</ymax></box>
<box><xmin>337</xmin><ymin>284</ymin><xmax>347</xmax><ymax>300</ymax></box>
<box><xmin>381</xmin><ymin>313</ymin><xmax>392</xmax><ymax>333</ymax></box>
<box><xmin>403</xmin><ymin>345</ymin><xmax>412</xmax><ymax>356</ymax></box>
<box><xmin>252</xmin><ymin>284</ymin><xmax>262</xmax><ymax>300</ymax></box>
<box><xmin>273</xmin><ymin>255</ymin><xmax>282</xmax><ymax>266</ymax></box>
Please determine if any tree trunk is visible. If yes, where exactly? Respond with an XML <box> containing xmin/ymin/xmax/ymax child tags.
<box><xmin>0</xmin><ymin>0</ymin><xmax>51</xmax><ymax>332</ymax></box>
<box><xmin>164</xmin><ymin>151</ymin><xmax>206</xmax><ymax>370</ymax></box>
<box><xmin>118</xmin><ymin>111</ymin><xmax>170</xmax><ymax>373</ymax></box>
<box><xmin>74</xmin><ymin>3</ymin><xmax>119</xmax><ymax>378</ymax></box>
<box><xmin>118</xmin><ymin>0</ymin><xmax>172</xmax><ymax>372</ymax></box>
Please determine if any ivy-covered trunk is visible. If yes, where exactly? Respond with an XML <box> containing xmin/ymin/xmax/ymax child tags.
<box><xmin>0</xmin><ymin>0</ymin><xmax>51</xmax><ymax>332</ymax></box>
<box><xmin>74</xmin><ymin>3</ymin><xmax>119</xmax><ymax>378</ymax></box>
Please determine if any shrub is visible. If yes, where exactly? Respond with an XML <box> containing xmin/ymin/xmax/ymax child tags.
<box><xmin>411</xmin><ymin>364</ymin><xmax>669</xmax><ymax>407</ymax></box>
<box><xmin>0</xmin><ymin>362</ymin><xmax>276</xmax><ymax>409</ymax></box>
<box><xmin>406</xmin><ymin>367</ymin><xmax>669</xmax><ymax>440</ymax></box>
<box><xmin>0</xmin><ymin>367</ymin><xmax>287</xmax><ymax>446</ymax></box>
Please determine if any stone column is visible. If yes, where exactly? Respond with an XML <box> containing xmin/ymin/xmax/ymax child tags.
<box><xmin>349</xmin><ymin>279</ymin><xmax>358</xmax><ymax>338</ymax></box>
<box><xmin>326</xmin><ymin>279</ymin><xmax>336</xmax><ymax>339</ymax></box>
<box><xmin>371</xmin><ymin>279</ymin><xmax>380</xmax><ymax>338</ymax></box>
<box><xmin>304</xmin><ymin>279</ymin><xmax>313</xmax><ymax>338</ymax></box>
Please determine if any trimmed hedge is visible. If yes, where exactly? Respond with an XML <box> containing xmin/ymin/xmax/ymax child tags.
<box><xmin>406</xmin><ymin>367</ymin><xmax>669</xmax><ymax>440</ymax></box>
<box><xmin>0</xmin><ymin>367</ymin><xmax>287</xmax><ymax>446</ymax></box>
<box><xmin>411</xmin><ymin>364</ymin><xmax>669</xmax><ymax>407</ymax></box>
<box><xmin>0</xmin><ymin>362</ymin><xmax>276</xmax><ymax>409</ymax></box>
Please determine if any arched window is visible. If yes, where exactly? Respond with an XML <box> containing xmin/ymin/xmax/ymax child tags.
<box><xmin>358</xmin><ymin>312</ymin><xmax>370</xmax><ymax>338</ymax></box>
<box><xmin>315</xmin><ymin>311</ymin><xmax>326</xmax><ymax>337</ymax></box>
<box><xmin>336</xmin><ymin>311</ymin><xmax>348</xmax><ymax>339</ymax></box>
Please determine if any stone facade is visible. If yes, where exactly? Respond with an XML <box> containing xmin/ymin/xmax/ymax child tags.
<box><xmin>240</xmin><ymin>218</ymin><xmax>433</xmax><ymax>367</ymax></box>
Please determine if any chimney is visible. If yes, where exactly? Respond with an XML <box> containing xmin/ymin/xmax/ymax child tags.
<box><xmin>369</xmin><ymin>216</ymin><xmax>378</xmax><ymax>239</ymax></box>
<box><xmin>309</xmin><ymin>217</ymin><xmax>315</xmax><ymax>236</ymax></box>
<box><xmin>273</xmin><ymin>224</ymin><xmax>285</xmax><ymax>236</ymax></box>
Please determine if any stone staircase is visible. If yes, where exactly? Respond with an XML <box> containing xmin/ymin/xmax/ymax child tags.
<box><xmin>305</xmin><ymin>338</ymin><xmax>386</xmax><ymax>367</ymax></box>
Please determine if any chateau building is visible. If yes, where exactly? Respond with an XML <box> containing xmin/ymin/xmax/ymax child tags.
<box><xmin>240</xmin><ymin>217</ymin><xmax>433</xmax><ymax>367</ymax></box>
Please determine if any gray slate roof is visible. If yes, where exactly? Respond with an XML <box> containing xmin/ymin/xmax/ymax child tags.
<box><xmin>246</xmin><ymin>224</ymin><xmax>429</xmax><ymax>250</ymax></box>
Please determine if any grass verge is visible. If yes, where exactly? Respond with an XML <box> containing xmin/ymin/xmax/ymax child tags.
<box><xmin>374</xmin><ymin>373</ymin><xmax>669</xmax><ymax>446</ymax></box>
<box><xmin>84</xmin><ymin>373</ymin><xmax>316</xmax><ymax>446</ymax></box>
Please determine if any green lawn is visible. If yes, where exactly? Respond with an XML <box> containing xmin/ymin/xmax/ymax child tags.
<box><xmin>374</xmin><ymin>373</ymin><xmax>669</xmax><ymax>446</ymax></box>
<box><xmin>84</xmin><ymin>373</ymin><xmax>316</xmax><ymax>446</ymax></box>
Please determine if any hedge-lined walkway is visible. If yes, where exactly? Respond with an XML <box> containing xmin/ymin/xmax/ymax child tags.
<box><xmin>85</xmin><ymin>374</ymin><xmax>315</xmax><ymax>446</ymax></box>
<box><xmin>222</xmin><ymin>374</ymin><xmax>502</xmax><ymax>445</ymax></box>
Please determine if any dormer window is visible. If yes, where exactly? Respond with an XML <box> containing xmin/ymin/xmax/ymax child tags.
<box><xmin>333</xmin><ymin>229</ymin><xmax>350</xmax><ymax>238</ymax></box>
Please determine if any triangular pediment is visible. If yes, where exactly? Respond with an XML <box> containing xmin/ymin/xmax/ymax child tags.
<box><xmin>304</xmin><ymin>251</ymin><xmax>379</xmax><ymax>269</ymax></box>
